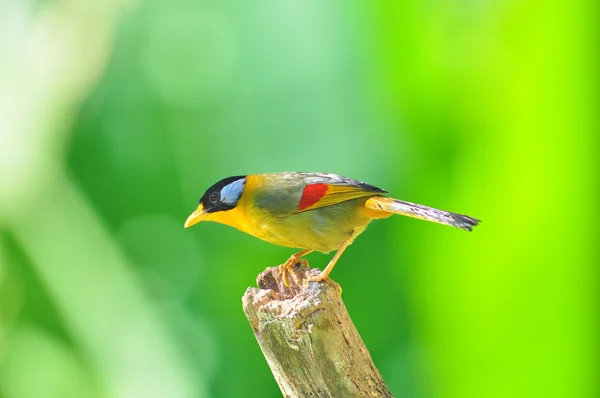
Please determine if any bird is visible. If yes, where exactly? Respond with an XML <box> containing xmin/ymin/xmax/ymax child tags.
<box><xmin>184</xmin><ymin>172</ymin><xmax>480</xmax><ymax>286</ymax></box>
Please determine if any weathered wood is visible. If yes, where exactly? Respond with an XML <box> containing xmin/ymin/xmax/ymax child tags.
<box><xmin>242</xmin><ymin>264</ymin><xmax>393</xmax><ymax>398</ymax></box>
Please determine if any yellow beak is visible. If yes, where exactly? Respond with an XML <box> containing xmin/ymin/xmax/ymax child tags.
<box><xmin>184</xmin><ymin>204</ymin><xmax>207</xmax><ymax>228</ymax></box>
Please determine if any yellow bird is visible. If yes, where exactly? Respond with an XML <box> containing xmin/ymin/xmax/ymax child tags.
<box><xmin>185</xmin><ymin>172</ymin><xmax>479</xmax><ymax>286</ymax></box>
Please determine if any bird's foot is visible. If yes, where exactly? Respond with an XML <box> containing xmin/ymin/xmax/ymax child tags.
<box><xmin>303</xmin><ymin>272</ymin><xmax>342</xmax><ymax>295</ymax></box>
<box><xmin>302</xmin><ymin>272</ymin><xmax>327</xmax><ymax>286</ymax></box>
<box><xmin>279</xmin><ymin>256</ymin><xmax>309</xmax><ymax>287</ymax></box>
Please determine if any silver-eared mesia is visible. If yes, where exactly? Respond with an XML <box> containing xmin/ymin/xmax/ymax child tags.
<box><xmin>185</xmin><ymin>172</ymin><xmax>480</xmax><ymax>286</ymax></box>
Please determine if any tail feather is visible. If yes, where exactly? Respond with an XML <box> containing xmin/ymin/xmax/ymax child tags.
<box><xmin>365</xmin><ymin>196</ymin><xmax>480</xmax><ymax>231</ymax></box>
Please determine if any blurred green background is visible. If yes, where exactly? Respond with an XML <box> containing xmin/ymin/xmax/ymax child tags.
<box><xmin>0</xmin><ymin>0</ymin><xmax>597</xmax><ymax>397</ymax></box>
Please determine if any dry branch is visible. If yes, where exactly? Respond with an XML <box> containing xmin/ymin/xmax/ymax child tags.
<box><xmin>242</xmin><ymin>264</ymin><xmax>393</xmax><ymax>398</ymax></box>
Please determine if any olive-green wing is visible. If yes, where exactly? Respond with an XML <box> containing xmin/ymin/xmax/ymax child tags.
<box><xmin>293</xmin><ymin>172</ymin><xmax>387</xmax><ymax>213</ymax></box>
<box><xmin>251</xmin><ymin>172</ymin><xmax>386</xmax><ymax>216</ymax></box>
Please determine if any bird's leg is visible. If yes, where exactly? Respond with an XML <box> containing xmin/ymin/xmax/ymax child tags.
<box><xmin>304</xmin><ymin>226</ymin><xmax>365</xmax><ymax>287</ymax></box>
<box><xmin>279</xmin><ymin>249</ymin><xmax>313</xmax><ymax>287</ymax></box>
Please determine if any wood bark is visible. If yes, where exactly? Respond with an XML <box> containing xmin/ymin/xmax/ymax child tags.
<box><xmin>242</xmin><ymin>264</ymin><xmax>393</xmax><ymax>398</ymax></box>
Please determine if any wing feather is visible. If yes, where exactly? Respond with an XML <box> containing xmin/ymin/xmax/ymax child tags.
<box><xmin>294</xmin><ymin>173</ymin><xmax>387</xmax><ymax>213</ymax></box>
<box><xmin>251</xmin><ymin>172</ymin><xmax>386</xmax><ymax>216</ymax></box>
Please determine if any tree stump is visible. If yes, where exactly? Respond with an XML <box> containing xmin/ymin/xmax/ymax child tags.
<box><xmin>242</xmin><ymin>264</ymin><xmax>393</xmax><ymax>398</ymax></box>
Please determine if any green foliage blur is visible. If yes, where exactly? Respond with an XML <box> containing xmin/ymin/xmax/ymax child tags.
<box><xmin>0</xmin><ymin>0</ymin><xmax>597</xmax><ymax>397</ymax></box>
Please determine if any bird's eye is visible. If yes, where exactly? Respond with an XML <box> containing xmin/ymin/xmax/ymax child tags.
<box><xmin>209</xmin><ymin>192</ymin><xmax>219</xmax><ymax>203</ymax></box>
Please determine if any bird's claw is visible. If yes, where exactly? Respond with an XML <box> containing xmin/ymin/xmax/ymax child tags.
<box><xmin>303</xmin><ymin>274</ymin><xmax>342</xmax><ymax>295</ymax></box>
<box><xmin>279</xmin><ymin>257</ymin><xmax>309</xmax><ymax>287</ymax></box>
<box><xmin>302</xmin><ymin>276</ymin><xmax>324</xmax><ymax>287</ymax></box>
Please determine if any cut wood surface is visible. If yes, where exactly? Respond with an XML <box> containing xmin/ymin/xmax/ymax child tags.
<box><xmin>242</xmin><ymin>264</ymin><xmax>393</xmax><ymax>398</ymax></box>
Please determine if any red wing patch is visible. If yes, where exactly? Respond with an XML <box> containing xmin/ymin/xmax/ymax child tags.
<box><xmin>298</xmin><ymin>184</ymin><xmax>329</xmax><ymax>211</ymax></box>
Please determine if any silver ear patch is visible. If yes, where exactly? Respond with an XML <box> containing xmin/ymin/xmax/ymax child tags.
<box><xmin>220</xmin><ymin>178</ymin><xmax>245</xmax><ymax>204</ymax></box>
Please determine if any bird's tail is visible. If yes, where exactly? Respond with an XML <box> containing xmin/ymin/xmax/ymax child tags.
<box><xmin>365</xmin><ymin>196</ymin><xmax>480</xmax><ymax>231</ymax></box>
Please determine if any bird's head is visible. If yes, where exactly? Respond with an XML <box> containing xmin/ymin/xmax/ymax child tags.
<box><xmin>184</xmin><ymin>175</ymin><xmax>247</xmax><ymax>228</ymax></box>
